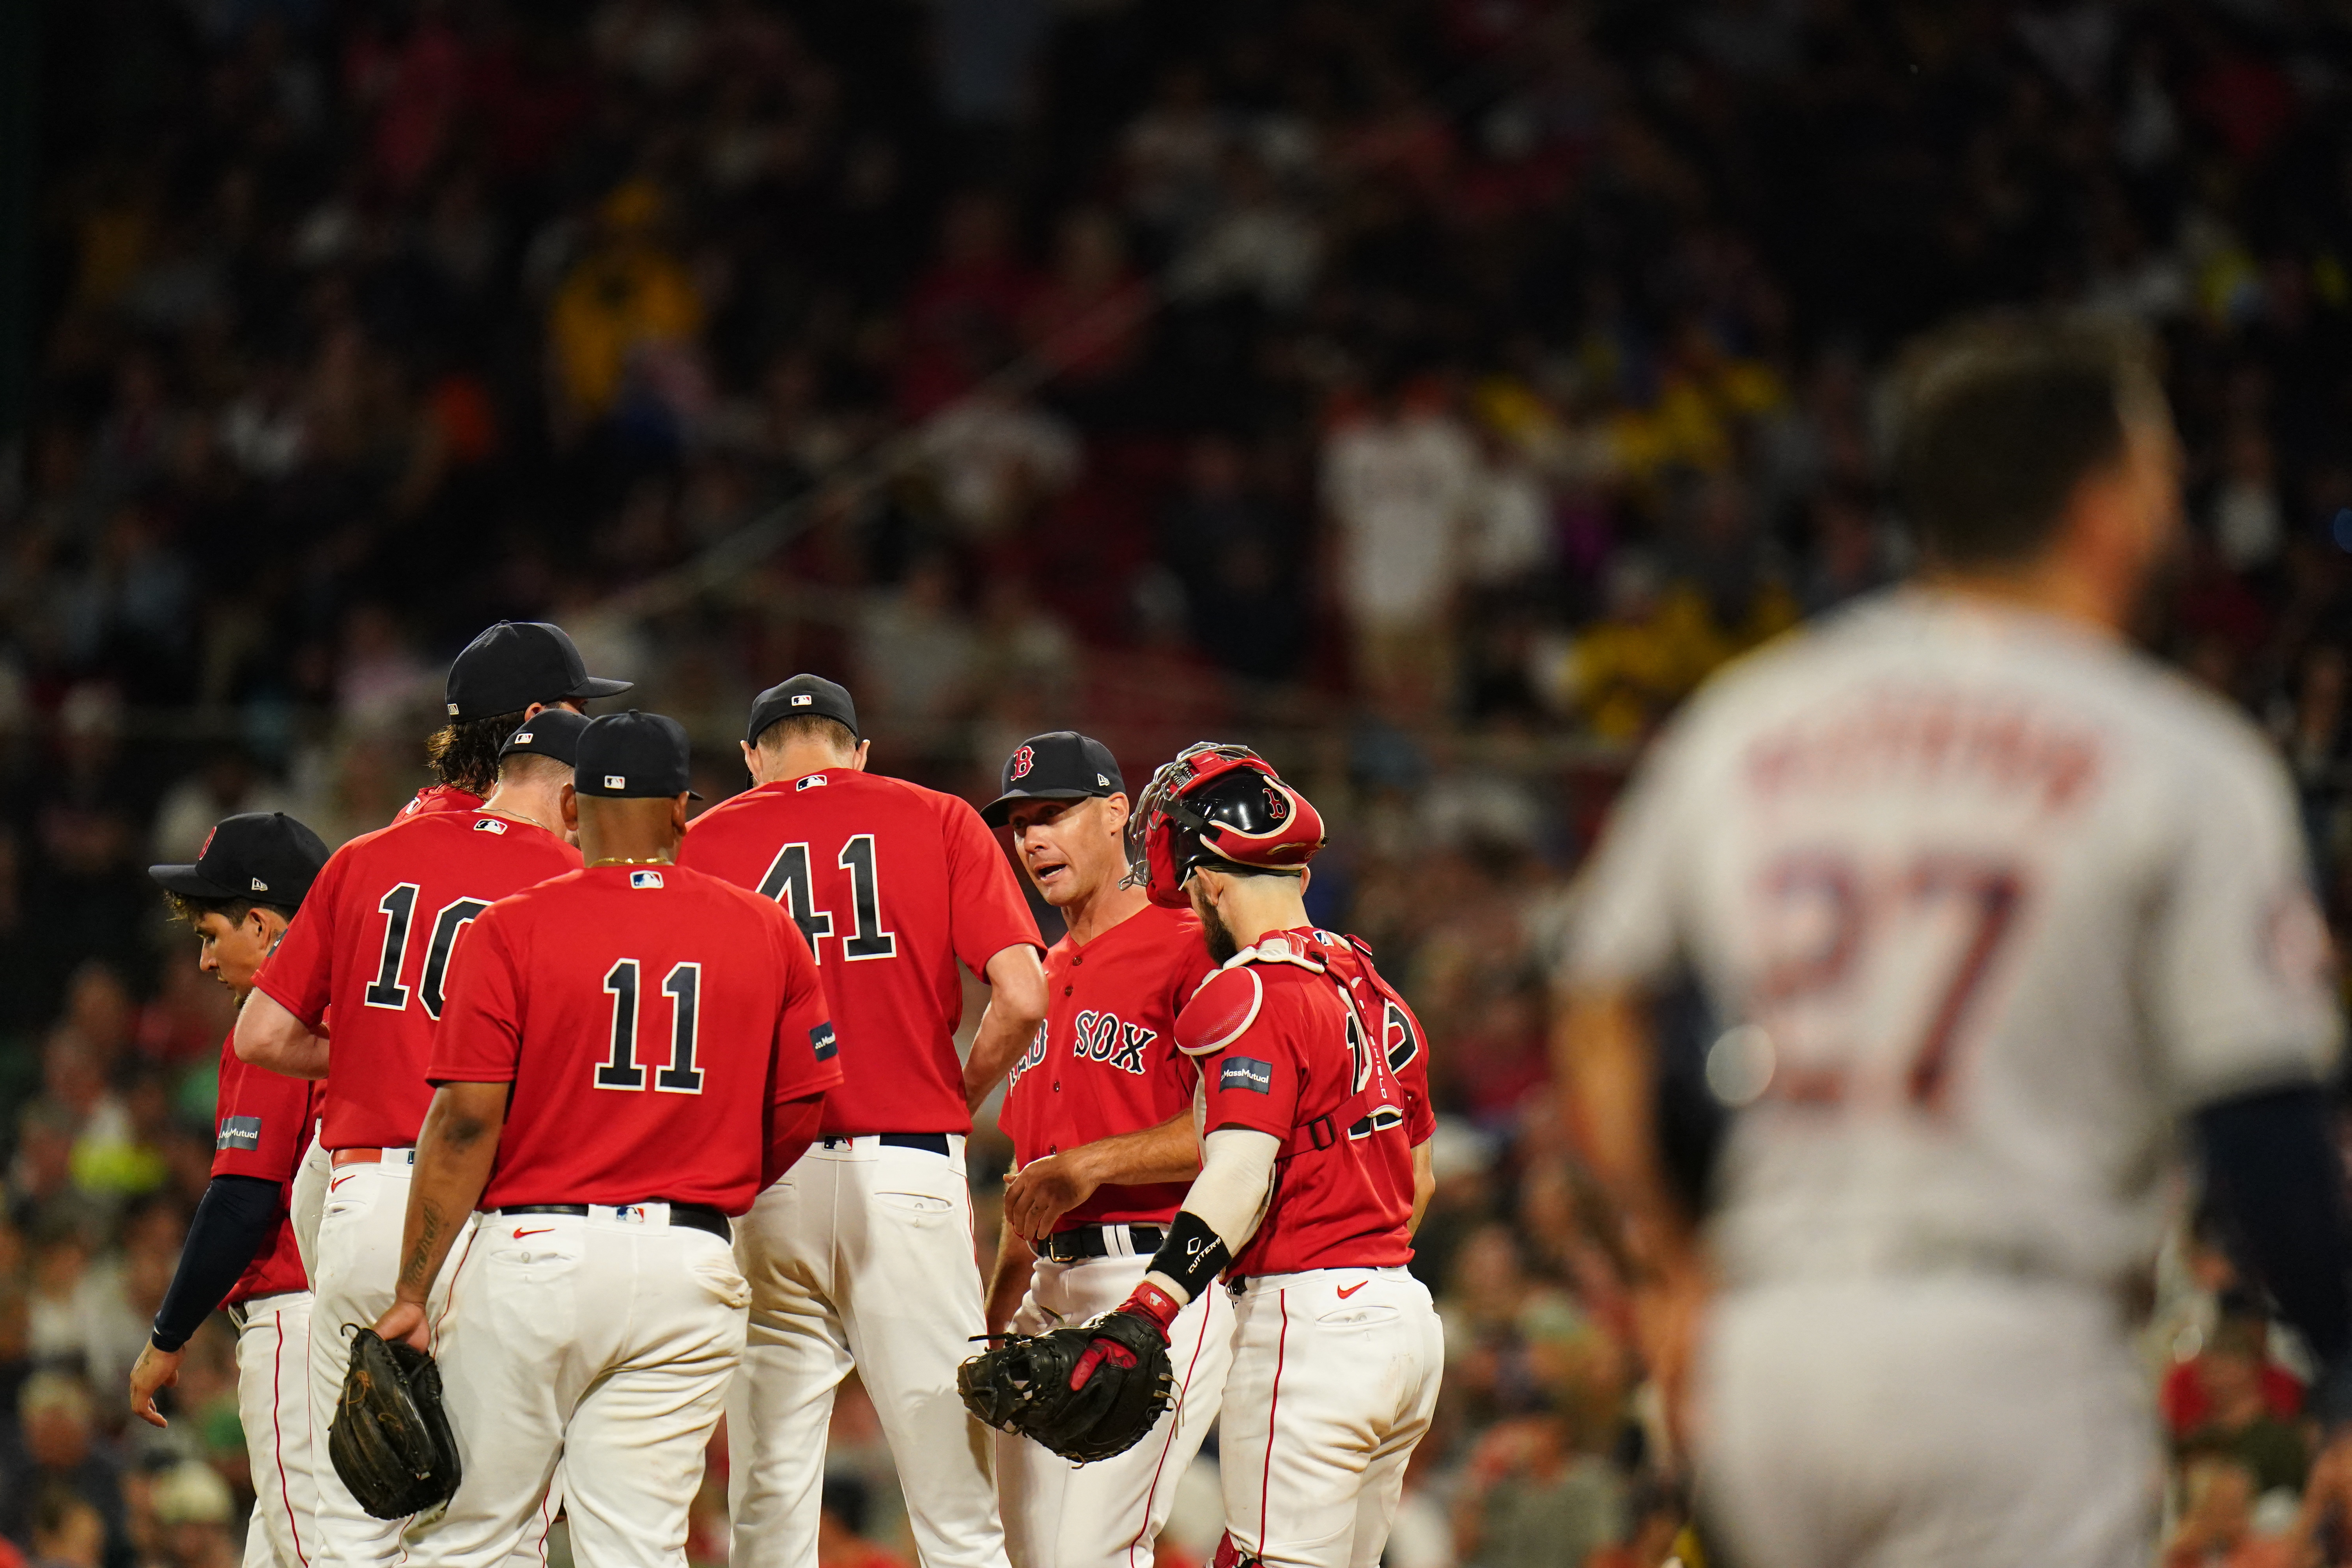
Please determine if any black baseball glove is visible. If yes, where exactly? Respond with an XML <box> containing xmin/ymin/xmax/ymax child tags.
<box><xmin>958</xmin><ymin>1308</ymin><xmax>1175</xmax><ymax>1464</ymax></box>
<box><xmin>328</xmin><ymin>1328</ymin><xmax>463</xmax><ymax>1519</ymax></box>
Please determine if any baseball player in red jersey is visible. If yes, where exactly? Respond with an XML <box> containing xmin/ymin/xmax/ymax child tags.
<box><xmin>976</xmin><ymin>732</ymin><xmax>1232</xmax><ymax>1568</ymax></box>
<box><xmin>371</xmin><ymin>711</ymin><xmax>841</xmax><ymax>1568</ymax></box>
<box><xmin>128</xmin><ymin>813</ymin><xmax>331</xmax><ymax>1568</ymax></box>
<box><xmin>676</xmin><ymin>675</ymin><xmax>1046</xmax><ymax>1568</ymax></box>
<box><xmin>1062</xmin><ymin>745</ymin><xmax>1443</xmax><ymax>1568</ymax></box>
<box><xmin>236</xmin><ymin>691</ymin><xmax>601</xmax><ymax>1568</ymax></box>
<box><xmin>285</xmin><ymin>623</ymin><xmax>631</xmax><ymax>1317</ymax></box>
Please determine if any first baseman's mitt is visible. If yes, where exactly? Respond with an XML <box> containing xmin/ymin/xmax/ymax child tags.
<box><xmin>328</xmin><ymin>1328</ymin><xmax>463</xmax><ymax>1519</ymax></box>
<box><xmin>958</xmin><ymin>1310</ymin><xmax>1175</xmax><ymax>1464</ymax></box>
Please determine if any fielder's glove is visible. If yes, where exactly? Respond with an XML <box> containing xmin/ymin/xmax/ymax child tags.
<box><xmin>328</xmin><ymin>1327</ymin><xmax>463</xmax><ymax>1519</ymax></box>
<box><xmin>958</xmin><ymin>1285</ymin><xmax>1179</xmax><ymax>1464</ymax></box>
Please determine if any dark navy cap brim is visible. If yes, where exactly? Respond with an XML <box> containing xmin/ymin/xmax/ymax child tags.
<box><xmin>147</xmin><ymin>863</ymin><xmax>242</xmax><ymax>898</ymax></box>
<box><xmin>981</xmin><ymin>787</ymin><xmax>1100</xmax><ymax>828</ymax></box>
<box><xmin>566</xmin><ymin>676</ymin><xmax>633</xmax><ymax>700</ymax></box>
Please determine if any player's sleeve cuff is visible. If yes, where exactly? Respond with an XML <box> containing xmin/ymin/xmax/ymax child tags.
<box><xmin>247</xmin><ymin>973</ymin><xmax>326</xmax><ymax>1036</ymax></box>
<box><xmin>1204</xmin><ymin>1111</ymin><xmax>1288</xmax><ymax>1141</ymax></box>
<box><xmin>425</xmin><ymin>1068</ymin><xmax>517</xmax><ymax>1086</ymax></box>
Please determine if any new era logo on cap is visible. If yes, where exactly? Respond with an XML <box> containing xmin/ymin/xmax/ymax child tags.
<box><xmin>250</xmin><ymin>877</ymin><xmax>269</xmax><ymax>893</ymax></box>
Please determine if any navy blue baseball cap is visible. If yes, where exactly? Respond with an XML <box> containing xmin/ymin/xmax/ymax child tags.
<box><xmin>575</xmin><ymin>711</ymin><xmax>701</xmax><ymax>799</ymax></box>
<box><xmin>149</xmin><ymin>813</ymin><xmax>331</xmax><ymax>908</ymax></box>
<box><xmin>498</xmin><ymin>707</ymin><xmax>590</xmax><ymax>766</ymax></box>
<box><xmin>982</xmin><ymin>731</ymin><xmax>1126</xmax><ymax>827</ymax></box>
<box><xmin>445</xmin><ymin>621</ymin><xmax>632</xmax><ymax>722</ymax></box>
<box><xmin>746</xmin><ymin>674</ymin><xmax>860</xmax><ymax>745</ymax></box>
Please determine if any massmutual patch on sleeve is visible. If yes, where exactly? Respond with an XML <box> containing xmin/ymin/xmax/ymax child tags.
<box><xmin>1219</xmin><ymin>1056</ymin><xmax>1274</xmax><ymax>1094</ymax></box>
<box><xmin>216</xmin><ymin>1114</ymin><xmax>263</xmax><ymax>1151</ymax></box>
<box><xmin>810</xmin><ymin>1022</ymin><xmax>838</xmax><ymax>1061</ymax></box>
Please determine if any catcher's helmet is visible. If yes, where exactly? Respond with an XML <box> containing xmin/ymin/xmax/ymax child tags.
<box><xmin>1124</xmin><ymin>742</ymin><xmax>1326</xmax><ymax>908</ymax></box>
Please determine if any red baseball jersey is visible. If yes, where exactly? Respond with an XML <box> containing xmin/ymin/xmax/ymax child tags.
<box><xmin>1002</xmin><ymin>902</ymin><xmax>1217</xmax><ymax>1230</ymax></box>
<box><xmin>678</xmin><ymin>769</ymin><xmax>1042</xmax><ymax>1137</ymax></box>
<box><xmin>252</xmin><ymin>810</ymin><xmax>580</xmax><ymax>1150</ymax></box>
<box><xmin>1178</xmin><ymin>930</ymin><xmax>1416</xmax><ymax>1276</ymax></box>
<box><xmin>210</xmin><ymin>1029</ymin><xmax>321</xmax><ymax>1304</ymax></box>
<box><xmin>1302</xmin><ymin>931</ymin><xmax>1436</xmax><ymax>1146</ymax></box>
<box><xmin>428</xmin><ymin>863</ymin><xmax>842</xmax><ymax>1215</ymax></box>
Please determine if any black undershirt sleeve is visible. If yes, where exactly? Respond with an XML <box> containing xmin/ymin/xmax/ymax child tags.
<box><xmin>2195</xmin><ymin>1083</ymin><xmax>2352</xmax><ymax>1367</ymax></box>
<box><xmin>152</xmin><ymin>1174</ymin><xmax>285</xmax><ymax>1352</ymax></box>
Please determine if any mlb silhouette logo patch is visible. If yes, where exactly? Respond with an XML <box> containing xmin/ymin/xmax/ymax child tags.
<box><xmin>1220</xmin><ymin>1057</ymin><xmax>1274</xmax><ymax>1094</ymax></box>
<box><xmin>797</xmin><ymin>775</ymin><xmax>828</xmax><ymax>790</ymax></box>
<box><xmin>615</xmin><ymin>1205</ymin><xmax>648</xmax><ymax>1224</ymax></box>
<box><xmin>514</xmin><ymin>730</ymin><xmax>534</xmax><ymax>744</ymax></box>
<box><xmin>604</xmin><ymin>775</ymin><xmax>626</xmax><ymax>788</ymax></box>
<box><xmin>791</xmin><ymin>693</ymin><xmax>813</xmax><ymax>706</ymax></box>
<box><xmin>474</xmin><ymin>817</ymin><xmax>508</xmax><ymax>834</ymax></box>
<box><xmin>630</xmin><ymin>870</ymin><xmax>664</xmax><ymax>889</ymax></box>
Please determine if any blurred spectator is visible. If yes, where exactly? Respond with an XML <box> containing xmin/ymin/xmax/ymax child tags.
<box><xmin>1324</xmin><ymin>379</ymin><xmax>1479</xmax><ymax>718</ymax></box>
<box><xmin>1451</xmin><ymin>1410</ymin><xmax>1623</xmax><ymax>1568</ymax></box>
<box><xmin>0</xmin><ymin>1373</ymin><xmax>130</xmax><ymax>1568</ymax></box>
<box><xmin>27</xmin><ymin>1487</ymin><xmax>103</xmax><ymax>1568</ymax></box>
<box><xmin>2179</xmin><ymin>1318</ymin><xmax>2312</xmax><ymax>1501</ymax></box>
<box><xmin>147</xmin><ymin>1461</ymin><xmax>236</xmax><ymax>1568</ymax></box>
<box><xmin>2164</xmin><ymin>1454</ymin><xmax>2294</xmax><ymax>1568</ymax></box>
<box><xmin>547</xmin><ymin>182</ymin><xmax>708</xmax><ymax>435</ymax></box>
<box><xmin>2162</xmin><ymin>1302</ymin><xmax>2306</xmax><ymax>1440</ymax></box>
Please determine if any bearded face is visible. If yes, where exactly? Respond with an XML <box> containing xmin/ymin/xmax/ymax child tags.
<box><xmin>1190</xmin><ymin>877</ymin><xmax>1240</xmax><ymax>965</ymax></box>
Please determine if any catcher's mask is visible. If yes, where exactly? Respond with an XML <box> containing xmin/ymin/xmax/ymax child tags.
<box><xmin>1123</xmin><ymin>742</ymin><xmax>1326</xmax><ymax>908</ymax></box>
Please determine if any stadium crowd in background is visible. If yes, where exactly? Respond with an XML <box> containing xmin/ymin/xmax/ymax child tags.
<box><xmin>9</xmin><ymin>0</ymin><xmax>2352</xmax><ymax>1563</ymax></box>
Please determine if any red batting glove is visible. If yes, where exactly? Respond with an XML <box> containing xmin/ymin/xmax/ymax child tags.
<box><xmin>1069</xmin><ymin>1282</ymin><xmax>1182</xmax><ymax>1391</ymax></box>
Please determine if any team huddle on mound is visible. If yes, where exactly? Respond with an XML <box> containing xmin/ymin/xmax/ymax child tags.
<box><xmin>127</xmin><ymin>622</ymin><xmax>1443</xmax><ymax>1568</ymax></box>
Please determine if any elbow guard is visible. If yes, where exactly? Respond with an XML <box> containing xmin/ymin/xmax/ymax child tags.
<box><xmin>1146</xmin><ymin>1209</ymin><xmax>1231</xmax><ymax>1302</ymax></box>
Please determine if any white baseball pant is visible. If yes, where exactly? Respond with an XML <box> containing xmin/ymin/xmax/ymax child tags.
<box><xmin>405</xmin><ymin>1206</ymin><xmax>749</xmax><ymax>1568</ymax></box>
<box><xmin>728</xmin><ymin>1135</ymin><xmax>1007</xmax><ymax>1568</ymax></box>
<box><xmin>290</xmin><ymin>1131</ymin><xmax>328</xmax><ymax>1281</ymax></box>
<box><xmin>1696</xmin><ymin>1278</ymin><xmax>2158</xmax><ymax>1568</ymax></box>
<box><xmin>310</xmin><ymin>1151</ymin><xmax>467</xmax><ymax>1568</ymax></box>
<box><xmin>997</xmin><ymin>1240</ymin><xmax>1234</xmax><ymax>1568</ymax></box>
<box><xmin>1215</xmin><ymin>1268</ymin><xmax>1443</xmax><ymax>1568</ymax></box>
<box><xmin>234</xmin><ymin>1291</ymin><xmax>316</xmax><ymax>1568</ymax></box>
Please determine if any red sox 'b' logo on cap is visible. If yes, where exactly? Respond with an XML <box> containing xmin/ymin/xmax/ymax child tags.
<box><xmin>1266</xmin><ymin>791</ymin><xmax>1288</xmax><ymax>820</ymax></box>
<box><xmin>1010</xmin><ymin>746</ymin><xmax>1035</xmax><ymax>780</ymax></box>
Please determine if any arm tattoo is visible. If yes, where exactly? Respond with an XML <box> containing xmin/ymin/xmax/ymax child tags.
<box><xmin>401</xmin><ymin>1202</ymin><xmax>448</xmax><ymax>1294</ymax></box>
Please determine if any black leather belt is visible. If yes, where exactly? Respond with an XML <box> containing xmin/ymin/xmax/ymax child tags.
<box><xmin>1040</xmin><ymin>1224</ymin><xmax>1166</xmax><ymax>1263</ymax></box>
<box><xmin>822</xmin><ymin>1133</ymin><xmax>952</xmax><ymax>1155</ymax></box>
<box><xmin>496</xmin><ymin>1203</ymin><xmax>731</xmax><ymax>1243</ymax></box>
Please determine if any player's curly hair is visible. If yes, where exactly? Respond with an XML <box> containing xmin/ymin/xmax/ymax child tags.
<box><xmin>425</xmin><ymin>710</ymin><xmax>530</xmax><ymax>796</ymax></box>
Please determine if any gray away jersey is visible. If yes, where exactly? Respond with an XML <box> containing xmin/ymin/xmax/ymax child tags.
<box><xmin>1565</xmin><ymin>590</ymin><xmax>2341</xmax><ymax>1292</ymax></box>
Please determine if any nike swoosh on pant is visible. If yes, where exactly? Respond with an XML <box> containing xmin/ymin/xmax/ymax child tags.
<box><xmin>1338</xmin><ymin>1282</ymin><xmax>1365</xmax><ymax>1299</ymax></box>
<box><xmin>514</xmin><ymin>1227</ymin><xmax>554</xmax><ymax>1238</ymax></box>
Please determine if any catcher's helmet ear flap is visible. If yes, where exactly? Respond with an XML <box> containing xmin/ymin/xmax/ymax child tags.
<box><xmin>1123</xmin><ymin>742</ymin><xmax>1326</xmax><ymax>908</ymax></box>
